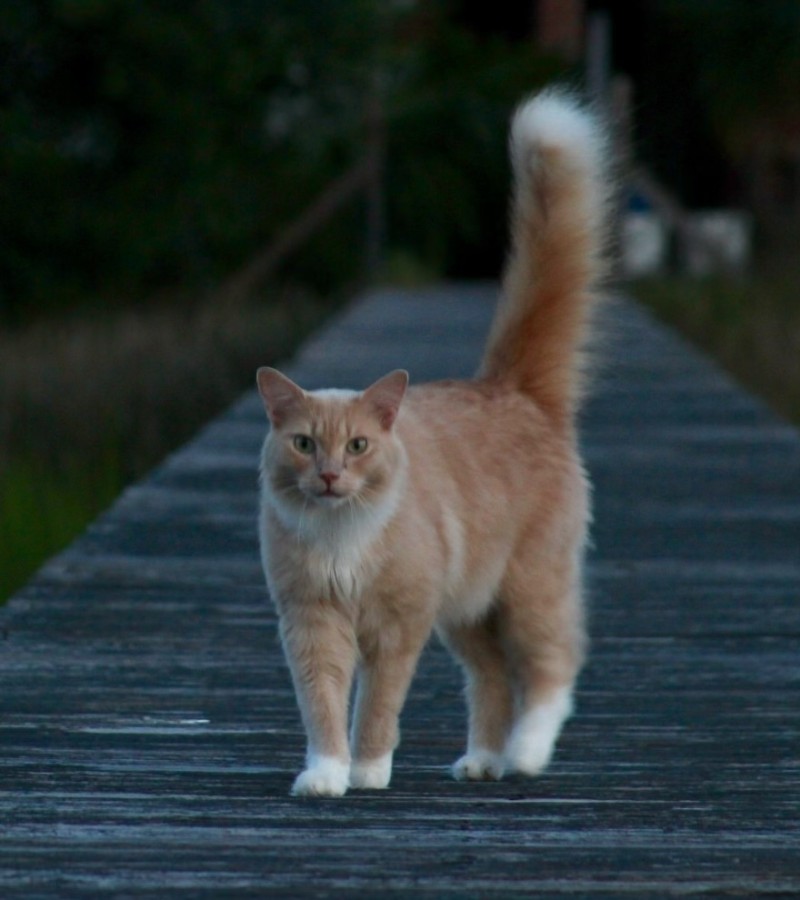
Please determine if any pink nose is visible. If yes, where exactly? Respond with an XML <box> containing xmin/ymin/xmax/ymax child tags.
<box><xmin>320</xmin><ymin>472</ymin><xmax>339</xmax><ymax>488</ymax></box>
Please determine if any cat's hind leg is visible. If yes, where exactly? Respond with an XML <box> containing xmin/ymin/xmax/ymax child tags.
<box><xmin>504</xmin><ymin>683</ymin><xmax>574</xmax><ymax>775</ymax></box>
<box><xmin>499</xmin><ymin>556</ymin><xmax>585</xmax><ymax>777</ymax></box>
<box><xmin>440</xmin><ymin>611</ymin><xmax>514</xmax><ymax>781</ymax></box>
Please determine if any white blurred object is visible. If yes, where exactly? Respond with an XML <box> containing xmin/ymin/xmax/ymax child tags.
<box><xmin>682</xmin><ymin>210</ymin><xmax>752</xmax><ymax>276</ymax></box>
<box><xmin>621</xmin><ymin>211</ymin><xmax>668</xmax><ymax>276</ymax></box>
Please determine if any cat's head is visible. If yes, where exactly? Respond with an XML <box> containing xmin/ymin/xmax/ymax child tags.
<box><xmin>257</xmin><ymin>367</ymin><xmax>408</xmax><ymax>517</ymax></box>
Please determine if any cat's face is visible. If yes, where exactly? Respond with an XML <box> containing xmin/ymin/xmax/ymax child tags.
<box><xmin>257</xmin><ymin>368</ymin><xmax>408</xmax><ymax>514</ymax></box>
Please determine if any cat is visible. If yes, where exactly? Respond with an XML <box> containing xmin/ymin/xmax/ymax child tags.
<box><xmin>256</xmin><ymin>87</ymin><xmax>611</xmax><ymax>797</ymax></box>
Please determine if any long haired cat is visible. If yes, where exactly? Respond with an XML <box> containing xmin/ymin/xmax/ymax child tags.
<box><xmin>257</xmin><ymin>88</ymin><xmax>611</xmax><ymax>796</ymax></box>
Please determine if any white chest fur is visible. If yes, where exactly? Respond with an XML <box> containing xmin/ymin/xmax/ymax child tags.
<box><xmin>304</xmin><ymin>540</ymin><xmax>369</xmax><ymax>601</ymax></box>
<box><xmin>260</xmin><ymin>481</ymin><xmax>402</xmax><ymax>604</ymax></box>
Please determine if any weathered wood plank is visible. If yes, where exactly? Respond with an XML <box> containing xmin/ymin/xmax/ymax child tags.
<box><xmin>1</xmin><ymin>284</ymin><xmax>799</xmax><ymax>896</ymax></box>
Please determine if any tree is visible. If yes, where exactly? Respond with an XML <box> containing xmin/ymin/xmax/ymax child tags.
<box><xmin>0</xmin><ymin>0</ymin><xmax>562</xmax><ymax>322</ymax></box>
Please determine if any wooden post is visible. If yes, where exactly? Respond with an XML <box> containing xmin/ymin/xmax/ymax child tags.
<box><xmin>536</xmin><ymin>0</ymin><xmax>585</xmax><ymax>63</ymax></box>
<box><xmin>364</xmin><ymin>73</ymin><xmax>386</xmax><ymax>281</ymax></box>
<box><xmin>586</xmin><ymin>10</ymin><xmax>611</xmax><ymax>107</ymax></box>
<box><xmin>212</xmin><ymin>160</ymin><xmax>372</xmax><ymax>305</ymax></box>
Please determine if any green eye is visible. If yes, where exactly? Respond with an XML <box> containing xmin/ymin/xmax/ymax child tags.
<box><xmin>346</xmin><ymin>437</ymin><xmax>368</xmax><ymax>455</ymax></box>
<box><xmin>293</xmin><ymin>434</ymin><xmax>316</xmax><ymax>455</ymax></box>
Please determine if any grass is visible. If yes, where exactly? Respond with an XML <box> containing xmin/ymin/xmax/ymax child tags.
<box><xmin>632</xmin><ymin>273</ymin><xmax>800</xmax><ymax>426</ymax></box>
<box><xmin>0</xmin><ymin>289</ymin><xmax>331</xmax><ymax>603</ymax></box>
<box><xmin>0</xmin><ymin>454</ymin><xmax>123</xmax><ymax>597</ymax></box>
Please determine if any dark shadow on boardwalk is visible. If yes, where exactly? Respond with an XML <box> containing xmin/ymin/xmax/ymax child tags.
<box><xmin>2</xmin><ymin>283</ymin><xmax>799</xmax><ymax>896</ymax></box>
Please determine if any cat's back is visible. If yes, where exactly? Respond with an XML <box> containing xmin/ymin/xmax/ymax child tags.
<box><xmin>397</xmin><ymin>378</ymin><xmax>580</xmax><ymax>502</ymax></box>
<box><xmin>401</xmin><ymin>378</ymin><xmax>557</xmax><ymax>448</ymax></box>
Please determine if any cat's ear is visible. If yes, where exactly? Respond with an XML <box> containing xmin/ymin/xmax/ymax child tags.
<box><xmin>361</xmin><ymin>369</ymin><xmax>409</xmax><ymax>430</ymax></box>
<box><xmin>256</xmin><ymin>367</ymin><xmax>306</xmax><ymax>427</ymax></box>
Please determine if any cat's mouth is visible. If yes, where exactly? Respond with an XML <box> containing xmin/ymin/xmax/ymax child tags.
<box><xmin>315</xmin><ymin>487</ymin><xmax>346</xmax><ymax>502</ymax></box>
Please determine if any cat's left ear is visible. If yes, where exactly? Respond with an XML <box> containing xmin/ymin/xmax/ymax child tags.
<box><xmin>361</xmin><ymin>369</ymin><xmax>409</xmax><ymax>430</ymax></box>
<box><xmin>256</xmin><ymin>367</ymin><xmax>306</xmax><ymax>427</ymax></box>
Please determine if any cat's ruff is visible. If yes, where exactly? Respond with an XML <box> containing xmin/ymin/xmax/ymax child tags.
<box><xmin>257</xmin><ymin>87</ymin><xmax>610</xmax><ymax>797</ymax></box>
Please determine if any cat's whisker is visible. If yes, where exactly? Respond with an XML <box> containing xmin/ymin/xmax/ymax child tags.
<box><xmin>347</xmin><ymin>491</ymin><xmax>371</xmax><ymax>529</ymax></box>
<box><xmin>346</xmin><ymin>496</ymin><xmax>358</xmax><ymax>535</ymax></box>
<box><xmin>296</xmin><ymin>495</ymin><xmax>310</xmax><ymax>543</ymax></box>
<box><xmin>350</xmin><ymin>490</ymin><xmax>368</xmax><ymax>512</ymax></box>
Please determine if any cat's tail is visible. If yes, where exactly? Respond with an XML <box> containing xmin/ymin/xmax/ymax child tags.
<box><xmin>480</xmin><ymin>88</ymin><xmax>612</xmax><ymax>425</ymax></box>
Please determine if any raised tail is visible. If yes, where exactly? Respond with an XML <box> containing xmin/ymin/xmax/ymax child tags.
<box><xmin>480</xmin><ymin>88</ymin><xmax>612</xmax><ymax>425</ymax></box>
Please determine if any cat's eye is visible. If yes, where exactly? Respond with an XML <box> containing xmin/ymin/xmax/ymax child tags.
<box><xmin>292</xmin><ymin>434</ymin><xmax>316</xmax><ymax>455</ymax></box>
<box><xmin>346</xmin><ymin>437</ymin><xmax>368</xmax><ymax>455</ymax></box>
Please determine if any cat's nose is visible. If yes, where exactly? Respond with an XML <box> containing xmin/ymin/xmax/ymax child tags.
<box><xmin>320</xmin><ymin>471</ymin><xmax>340</xmax><ymax>488</ymax></box>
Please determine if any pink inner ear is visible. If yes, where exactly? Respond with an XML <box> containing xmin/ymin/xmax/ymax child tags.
<box><xmin>363</xmin><ymin>370</ymin><xmax>408</xmax><ymax>430</ymax></box>
<box><xmin>257</xmin><ymin>367</ymin><xmax>305</xmax><ymax>427</ymax></box>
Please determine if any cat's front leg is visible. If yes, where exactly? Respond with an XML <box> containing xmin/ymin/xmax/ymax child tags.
<box><xmin>278</xmin><ymin>605</ymin><xmax>357</xmax><ymax>797</ymax></box>
<box><xmin>349</xmin><ymin>615</ymin><xmax>432</xmax><ymax>790</ymax></box>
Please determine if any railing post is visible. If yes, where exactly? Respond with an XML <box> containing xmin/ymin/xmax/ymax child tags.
<box><xmin>364</xmin><ymin>72</ymin><xmax>386</xmax><ymax>281</ymax></box>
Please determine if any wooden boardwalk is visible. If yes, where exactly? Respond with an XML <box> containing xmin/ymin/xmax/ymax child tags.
<box><xmin>2</xmin><ymin>283</ymin><xmax>799</xmax><ymax>897</ymax></box>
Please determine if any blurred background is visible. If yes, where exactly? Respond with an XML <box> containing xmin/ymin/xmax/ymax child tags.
<box><xmin>2</xmin><ymin>0</ymin><xmax>799</xmax><ymax>600</ymax></box>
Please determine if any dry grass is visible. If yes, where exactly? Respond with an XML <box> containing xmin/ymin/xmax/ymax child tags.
<box><xmin>1</xmin><ymin>292</ymin><xmax>326</xmax><ymax>474</ymax></box>
<box><xmin>632</xmin><ymin>274</ymin><xmax>800</xmax><ymax>426</ymax></box>
<box><xmin>0</xmin><ymin>289</ymin><xmax>331</xmax><ymax>600</ymax></box>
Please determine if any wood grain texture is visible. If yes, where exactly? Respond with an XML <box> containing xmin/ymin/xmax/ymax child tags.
<box><xmin>2</xmin><ymin>284</ymin><xmax>799</xmax><ymax>897</ymax></box>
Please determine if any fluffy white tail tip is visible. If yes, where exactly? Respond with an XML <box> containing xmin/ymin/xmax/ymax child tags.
<box><xmin>510</xmin><ymin>88</ymin><xmax>605</xmax><ymax>173</ymax></box>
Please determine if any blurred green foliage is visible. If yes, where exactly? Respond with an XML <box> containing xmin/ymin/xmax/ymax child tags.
<box><xmin>0</xmin><ymin>451</ymin><xmax>122</xmax><ymax>601</ymax></box>
<box><xmin>0</xmin><ymin>0</ymin><xmax>562</xmax><ymax>323</ymax></box>
<box><xmin>663</xmin><ymin>0</ymin><xmax>800</xmax><ymax>152</ymax></box>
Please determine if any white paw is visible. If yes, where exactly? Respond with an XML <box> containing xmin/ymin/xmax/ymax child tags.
<box><xmin>350</xmin><ymin>753</ymin><xmax>393</xmax><ymax>790</ymax></box>
<box><xmin>291</xmin><ymin>756</ymin><xmax>350</xmax><ymax>797</ymax></box>
<box><xmin>504</xmin><ymin>731</ymin><xmax>554</xmax><ymax>776</ymax></box>
<box><xmin>504</xmin><ymin>688</ymin><xmax>573</xmax><ymax>776</ymax></box>
<box><xmin>452</xmin><ymin>749</ymin><xmax>505</xmax><ymax>781</ymax></box>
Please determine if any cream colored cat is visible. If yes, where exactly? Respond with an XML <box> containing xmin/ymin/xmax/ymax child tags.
<box><xmin>257</xmin><ymin>88</ymin><xmax>611</xmax><ymax>797</ymax></box>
